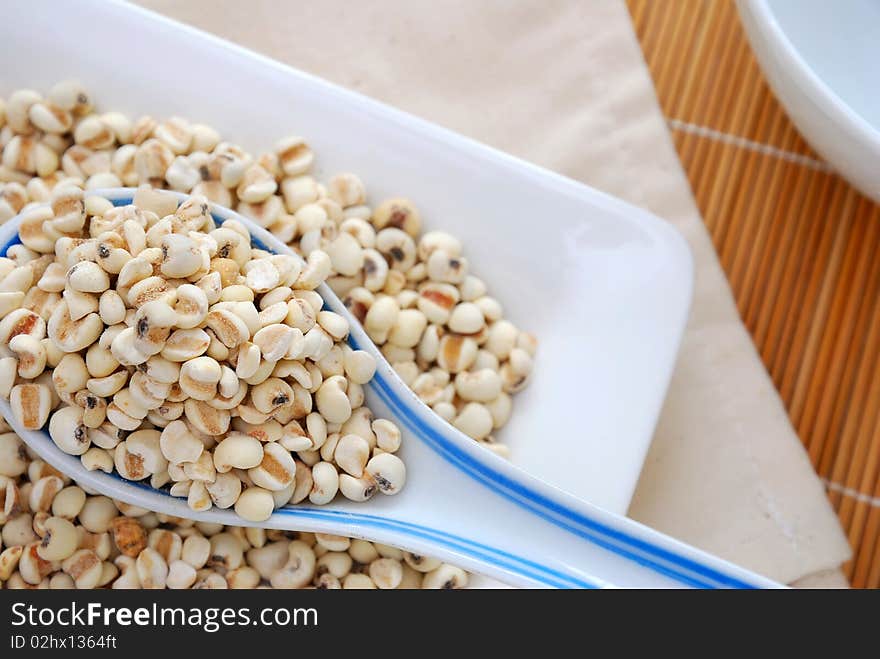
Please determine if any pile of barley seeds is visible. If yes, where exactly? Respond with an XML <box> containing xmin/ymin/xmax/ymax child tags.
<box><xmin>0</xmin><ymin>80</ymin><xmax>536</xmax><ymax>588</ymax></box>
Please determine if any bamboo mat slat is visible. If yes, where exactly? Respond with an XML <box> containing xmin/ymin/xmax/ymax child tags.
<box><xmin>627</xmin><ymin>0</ymin><xmax>880</xmax><ymax>587</ymax></box>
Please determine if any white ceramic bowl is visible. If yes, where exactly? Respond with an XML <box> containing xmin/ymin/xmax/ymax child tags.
<box><xmin>738</xmin><ymin>0</ymin><xmax>880</xmax><ymax>201</ymax></box>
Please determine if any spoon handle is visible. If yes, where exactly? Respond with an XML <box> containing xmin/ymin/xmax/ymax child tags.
<box><xmin>370</xmin><ymin>451</ymin><xmax>784</xmax><ymax>588</ymax></box>
<box><xmin>358</xmin><ymin>373</ymin><xmax>782</xmax><ymax>589</ymax></box>
<box><xmin>362</xmin><ymin>442</ymin><xmax>782</xmax><ymax>588</ymax></box>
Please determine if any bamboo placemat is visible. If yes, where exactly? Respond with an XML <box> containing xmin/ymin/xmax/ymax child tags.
<box><xmin>627</xmin><ymin>0</ymin><xmax>880</xmax><ymax>587</ymax></box>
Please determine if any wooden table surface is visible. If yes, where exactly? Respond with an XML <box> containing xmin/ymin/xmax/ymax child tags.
<box><xmin>627</xmin><ymin>0</ymin><xmax>880</xmax><ymax>587</ymax></box>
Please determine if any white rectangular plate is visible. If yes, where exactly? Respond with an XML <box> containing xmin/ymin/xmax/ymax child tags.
<box><xmin>1</xmin><ymin>0</ymin><xmax>693</xmax><ymax>518</ymax></box>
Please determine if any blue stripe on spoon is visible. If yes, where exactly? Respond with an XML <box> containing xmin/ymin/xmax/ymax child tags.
<box><xmin>100</xmin><ymin>473</ymin><xmax>597</xmax><ymax>588</ymax></box>
<box><xmin>365</xmin><ymin>364</ymin><xmax>748</xmax><ymax>589</ymax></box>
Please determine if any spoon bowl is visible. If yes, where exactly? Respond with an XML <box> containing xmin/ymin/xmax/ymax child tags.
<box><xmin>0</xmin><ymin>189</ymin><xmax>779</xmax><ymax>588</ymax></box>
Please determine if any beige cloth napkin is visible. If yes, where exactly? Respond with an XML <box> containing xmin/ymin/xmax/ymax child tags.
<box><xmin>137</xmin><ymin>0</ymin><xmax>851</xmax><ymax>585</ymax></box>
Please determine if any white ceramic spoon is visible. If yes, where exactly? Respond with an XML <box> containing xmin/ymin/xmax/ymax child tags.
<box><xmin>0</xmin><ymin>189</ymin><xmax>780</xmax><ymax>589</ymax></box>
